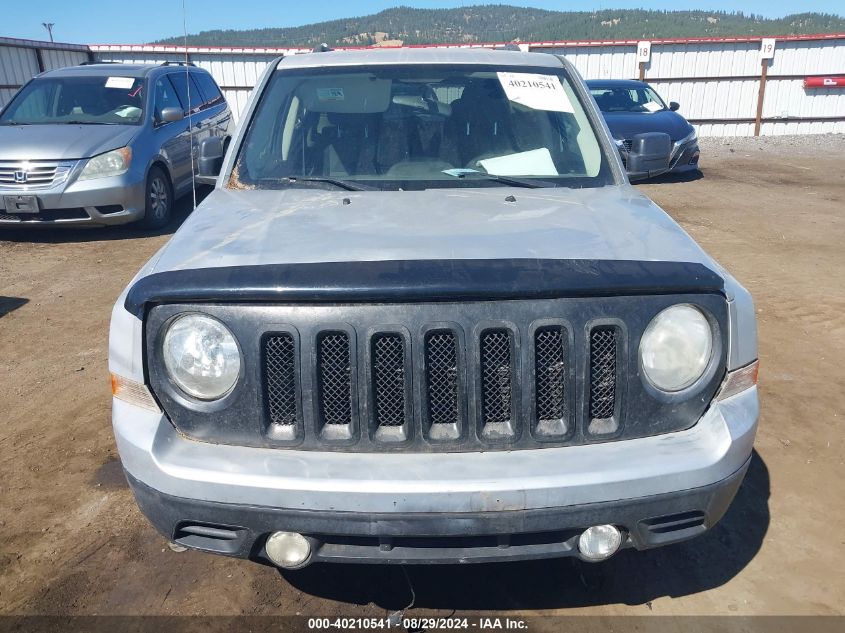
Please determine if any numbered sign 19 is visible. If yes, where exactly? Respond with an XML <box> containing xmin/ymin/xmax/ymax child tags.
<box><xmin>636</xmin><ymin>41</ymin><xmax>652</xmax><ymax>63</ymax></box>
<box><xmin>760</xmin><ymin>38</ymin><xmax>776</xmax><ymax>60</ymax></box>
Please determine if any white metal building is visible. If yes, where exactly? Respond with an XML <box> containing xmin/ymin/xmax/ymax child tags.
<box><xmin>2</xmin><ymin>33</ymin><xmax>843</xmax><ymax>137</ymax></box>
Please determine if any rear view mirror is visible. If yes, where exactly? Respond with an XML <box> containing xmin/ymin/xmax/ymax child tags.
<box><xmin>669</xmin><ymin>102</ymin><xmax>680</xmax><ymax>111</ymax></box>
<box><xmin>159</xmin><ymin>107</ymin><xmax>184</xmax><ymax>123</ymax></box>
<box><xmin>197</xmin><ymin>136</ymin><xmax>226</xmax><ymax>183</ymax></box>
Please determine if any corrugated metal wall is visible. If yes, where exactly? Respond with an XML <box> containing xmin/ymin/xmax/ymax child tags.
<box><xmin>0</xmin><ymin>42</ymin><xmax>40</xmax><ymax>111</ymax></box>
<box><xmin>539</xmin><ymin>36</ymin><xmax>845</xmax><ymax>136</ymax></box>
<box><xmin>3</xmin><ymin>35</ymin><xmax>843</xmax><ymax>137</ymax></box>
<box><xmin>0</xmin><ymin>37</ymin><xmax>90</xmax><ymax>108</ymax></box>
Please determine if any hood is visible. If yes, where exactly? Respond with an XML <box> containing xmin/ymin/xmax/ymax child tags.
<box><xmin>0</xmin><ymin>124</ymin><xmax>138</xmax><ymax>161</ymax></box>
<box><xmin>601</xmin><ymin>110</ymin><xmax>694</xmax><ymax>142</ymax></box>
<box><xmin>151</xmin><ymin>185</ymin><xmax>716</xmax><ymax>275</ymax></box>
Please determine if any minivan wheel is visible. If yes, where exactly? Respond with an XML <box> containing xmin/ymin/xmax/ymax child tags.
<box><xmin>139</xmin><ymin>167</ymin><xmax>172</xmax><ymax>230</ymax></box>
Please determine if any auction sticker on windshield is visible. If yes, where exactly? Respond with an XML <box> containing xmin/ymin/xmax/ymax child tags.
<box><xmin>497</xmin><ymin>72</ymin><xmax>574</xmax><ymax>113</ymax></box>
<box><xmin>317</xmin><ymin>88</ymin><xmax>345</xmax><ymax>101</ymax></box>
<box><xmin>105</xmin><ymin>77</ymin><xmax>135</xmax><ymax>89</ymax></box>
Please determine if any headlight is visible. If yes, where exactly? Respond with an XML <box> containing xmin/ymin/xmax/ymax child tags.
<box><xmin>640</xmin><ymin>304</ymin><xmax>712</xmax><ymax>392</ymax></box>
<box><xmin>162</xmin><ymin>314</ymin><xmax>241</xmax><ymax>400</ymax></box>
<box><xmin>675</xmin><ymin>129</ymin><xmax>697</xmax><ymax>146</ymax></box>
<box><xmin>79</xmin><ymin>147</ymin><xmax>132</xmax><ymax>180</ymax></box>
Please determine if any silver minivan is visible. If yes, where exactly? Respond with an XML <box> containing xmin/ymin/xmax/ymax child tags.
<box><xmin>0</xmin><ymin>62</ymin><xmax>231</xmax><ymax>229</ymax></box>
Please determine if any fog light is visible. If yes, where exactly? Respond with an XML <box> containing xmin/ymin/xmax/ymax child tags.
<box><xmin>265</xmin><ymin>531</ymin><xmax>312</xmax><ymax>569</ymax></box>
<box><xmin>578</xmin><ymin>525</ymin><xmax>622</xmax><ymax>561</ymax></box>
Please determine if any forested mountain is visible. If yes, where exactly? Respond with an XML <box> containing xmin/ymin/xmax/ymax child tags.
<box><xmin>155</xmin><ymin>6</ymin><xmax>845</xmax><ymax>47</ymax></box>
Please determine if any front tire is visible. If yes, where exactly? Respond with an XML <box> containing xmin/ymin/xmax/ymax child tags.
<box><xmin>139</xmin><ymin>167</ymin><xmax>172</xmax><ymax>230</ymax></box>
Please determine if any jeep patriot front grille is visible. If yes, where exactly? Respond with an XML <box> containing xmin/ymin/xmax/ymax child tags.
<box><xmin>147</xmin><ymin>295</ymin><xmax>727</xmax><ymax>453</ymax></box>
<box><xmin>261</xmin><ymin>320</ymin><xmax>603</xmax><ymax>448</ymax></box>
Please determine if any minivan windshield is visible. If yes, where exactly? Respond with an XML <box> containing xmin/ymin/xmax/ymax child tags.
<box><xmin>590</xmin><ymin>85</ymin><xmax>667</xmax><ymax>114</ymax></box>
<box><xmin>0</xmin><ymin>75</ymin><xmax>145</xmax><ymax>125</ymax></box>
<box><xmin>233</xmin><ymin>64</ymin><xmax>613</xmax><ymax>191</ymax></box>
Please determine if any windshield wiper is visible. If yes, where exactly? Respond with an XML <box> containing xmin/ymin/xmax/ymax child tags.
<box><xmin>60</xmin><ymin>120</ymin><xmax>117</xmax><ymax>125</ymax></box>
<box><xmin>442</xmin><ymin>168</ymin><xmax>556</xmax><ymax>189</ymax></box>
<box><xmin>282</xmin><ymin>176</ymin><xmax>375</xmax><ymax>191</ymax></box>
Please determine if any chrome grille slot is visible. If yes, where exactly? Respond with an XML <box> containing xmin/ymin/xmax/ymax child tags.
<box><xmin>534</xmin><ymin>326</ymin><xmax>569</xmax><ymax>437</ymax></box>
<box><xmin>317</xmin><ymin>332</ymin><xmax>353</xmax><ymax>428</ymax></box>
<box><xmin>424</xmin><ymin>330</ymin><xmax>461</xmax><ymax>440</ymax></box>
<box><xmin>371</xmin><ymin>333</ymin><xmax>408</xmax><ymax>430</ymax></box>
<box><xmin>264</xmin><ymin>334</ymin><xmax>298</xmax><ymax>427</ymax></box>
<box><xmin>589</xmin><ymin>327</ymin><xmax>619</xmax><ymax>434</ymax></box>
<box><xmin>479</xmin><ymin>329</ymin><xmax>515</xmax><ymax>439</ymax></box>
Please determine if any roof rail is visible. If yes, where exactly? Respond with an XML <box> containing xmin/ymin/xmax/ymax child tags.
<box><xmin>312</xmin><ymin>43</ymin><xmax>333</xmax><ymax>52</ymax></box>
<box><xmin>161</xmin><ymin>60</ymin><xmax>196</xmax><ymax>67</ymax></box>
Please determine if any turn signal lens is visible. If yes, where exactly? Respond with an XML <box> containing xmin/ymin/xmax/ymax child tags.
<box><xmin>716</xmin><ymin>360</ymin><xmax>759</xmax><ymax>401</ymax></box>
<box><xmin>111</xmin><ymin>373</ymin><xmax>160</xmax><ymax>412</ymax></box>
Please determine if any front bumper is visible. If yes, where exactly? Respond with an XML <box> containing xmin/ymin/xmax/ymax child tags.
<box><xmin>114</xmin><ymin>385</ymin><xmax>758</xmax><ymax>565</ymax></box>
<box><xmin>127</xmin><ymin>459</ymin><xmax>749</xmax><ymax>565</ymax></box>
<box><xmin>667</xmin><ymin>139</ymin><xmax>701</xmax><ymax>174</ymax></box>
<box><xmin>624</xmin><ymin>139</ymin><xmax>700</xmax><ymax>180</ymax></box>
<box><xmin>0</xmin><ymin>171</ymin><xmax>146</xmax><ymax>227</ymax></box>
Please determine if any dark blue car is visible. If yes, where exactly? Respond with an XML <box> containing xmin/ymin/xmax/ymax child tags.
<box><xmin>587</xmin><ymin>79</ymin><xmax>700</xmax><ymax>180</ymax></box>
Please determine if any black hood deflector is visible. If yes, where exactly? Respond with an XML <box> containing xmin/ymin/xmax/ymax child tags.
<box><xmin>125</xmin><ymin>258</ymin><xmax>724</xmax><ymax>319</ymax></box>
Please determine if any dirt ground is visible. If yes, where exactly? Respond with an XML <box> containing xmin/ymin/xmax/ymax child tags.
<box><xmin>1</xmin><ymin>136</ymin><xmax>844</xmax><ymax>625</ymax></box>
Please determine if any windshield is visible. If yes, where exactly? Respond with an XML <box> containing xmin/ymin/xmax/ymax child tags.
<box><xmin>232</xmin><ymin>64</ymin><xmax>613</xmax><ymax>191</ymax></box>
<box><xmin>0</xmin><ymin>75</ymin><xmax>145</xmax><ymax>125</ymax></box>
<box><xmin>590</xmin><ymin>85</ymin><xmax>667</xmax><ymax>113</ymax></box>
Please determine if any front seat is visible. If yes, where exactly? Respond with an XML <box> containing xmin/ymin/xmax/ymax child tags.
<box><xmin>446</xmin><ymin>79</ymin><xmax>516</xmax><ymax>167</ymax></box>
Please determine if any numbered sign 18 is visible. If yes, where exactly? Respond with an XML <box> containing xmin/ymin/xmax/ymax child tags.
<box><xmin>636</xmin><ymin>41</ymin><xmax>652</xmax><ymax>63</ymax></box>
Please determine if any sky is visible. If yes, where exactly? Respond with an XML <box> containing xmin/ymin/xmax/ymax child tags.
<box><xmin>4</xmin><ymin>0</ymin><xmax>843</xmax><ymax>44</ymax></box>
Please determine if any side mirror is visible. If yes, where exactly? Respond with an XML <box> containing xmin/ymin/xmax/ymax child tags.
<box><xmin>669</xmin><ymin>102</ymin><xmax>680</xmax><ymax>112</ymax></box>
<box><xmin>197</xmin><ymin>136</ymin><xmax>226</xmax><ymax>182</ymax></box>
<box><xmin>159</xmin><ymin>107</ymin><xmax>184</xmax><ymax>123</ymax></box>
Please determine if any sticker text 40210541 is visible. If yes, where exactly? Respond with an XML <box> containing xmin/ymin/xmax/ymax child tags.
<box><xmin>496</xmin><ymin>72</ymin><xmax>574</xmax><ymax>113</ymax></box>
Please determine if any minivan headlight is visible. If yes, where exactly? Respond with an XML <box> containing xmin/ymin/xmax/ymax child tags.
<box><xmin>162</xmin><ymin>314</ymin><xmax>241</xmax><ymax>400</ymax></box>
<box><xmin>640</xmin><ymin>304</ymin><xmax>712</xmax><ymax>392</ymax></box>
<box><xmin>79</xmin><ymin>147</ymin><xmax>132</xmax><ymax>180</ymax></box>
